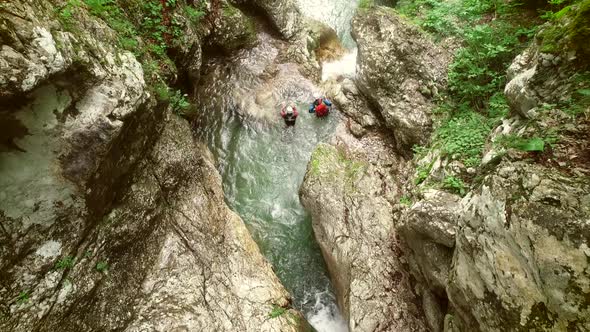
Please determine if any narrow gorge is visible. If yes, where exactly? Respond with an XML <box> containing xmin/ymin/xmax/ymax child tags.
<box><xmin>1</xmin><ymin>0</ymin><xmax>588</xmax><ymax>331</ymax></box>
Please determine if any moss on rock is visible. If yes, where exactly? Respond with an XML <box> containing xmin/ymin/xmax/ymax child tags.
<box><xmin>540</xmin><ymin>0</ymin><xmax>590</xmax><ymax>66</ymax></box>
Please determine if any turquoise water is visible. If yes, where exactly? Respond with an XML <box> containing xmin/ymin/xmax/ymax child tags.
<box><xmin>197</xmin><ymin>105</ymin><xmax>346</xmax><ymax>330</ymax></box>
<box><xmin>194</xmin><ymin>1</ymin><xmax>359</xmax><ymax>329</ymax></box>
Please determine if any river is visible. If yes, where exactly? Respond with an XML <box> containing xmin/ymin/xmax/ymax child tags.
<box><xmin>195</xmin><ymin>1</ymin><xmax>358</xmax><ymax>330</ymax></box>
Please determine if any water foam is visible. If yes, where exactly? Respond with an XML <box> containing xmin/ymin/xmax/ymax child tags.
<box><xmin>306</xmin><ymin>291</ymin><xmax>348</xmax><ymax>332</ymax></box>
<box><xmin>321</xmin><ymin>49</ymin><xmax>358</xmax><ymax>82</ymax></box>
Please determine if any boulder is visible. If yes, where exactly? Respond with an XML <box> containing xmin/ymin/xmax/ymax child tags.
<box><xmin>207</xmin><ymin>3</ymin><xmax>257</xmax><ymax>54</ymax></box>
<box><xmin>232</xmin><ymin>0</ymin><xmax>302</xmax><ymax>39</ymax></box>
<box><xmin>351</xmin><ymin>7</ymin><xmax>450</xmax><ymax>148</ymax></box>
<box><xmin>447</xmin><ymin>162</ymin><xmax>590</xmax><ymax>331</ymax></box>
<box><xmin>399</xmin><ymin>190</ymin><xmax>460</xmax><ymax>294</ymax></box>
<box><xmin>300</xmin><ymin>129</ymin><xmax>428</xmax><ymax>331</ymax></box>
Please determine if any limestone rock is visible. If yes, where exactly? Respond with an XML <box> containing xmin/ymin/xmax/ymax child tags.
<box><xmin>207</xmin><ymin>3</ymin><xmax>257</xmax><ymax>54</ymax></box>
<box><xmin>399</xmin><ymin>190</ymin><xmax>460</xmax><ymax>294</ymax></box>
<box><xmin>447</xmin><ymin>162</ymin><xmax>590</xmax><ymax>331</ymax></box>
<box><xmin>232</xmin><ymin>0</ymin><xmax>302</xmax><ymax>39</ymax></box>
<box><xmin>0</xmin><ymin>1</ymin><xmax>305</xmax><ymax>331</ymax></box>
<box><xmin>351</xmin><ymin>7</ymin><xmax>450</xmax><ymax>148</ymax></box>
<box><xmin>300</xmin><ymin>128</ymin><xmax>428</xmax><ymax>331</ymax></box>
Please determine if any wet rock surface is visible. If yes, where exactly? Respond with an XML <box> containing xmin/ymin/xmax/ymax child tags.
<box><xmin>232</xmin><ymin>0</ymin><xmax>302</xmax><ymax>39</ymax></box>
<box><xmin>300</xmin><ymin>124</ymin><xmax>428</xmax><ymax>331</ymax></box>
<box><xmin>0</xmin><ymin>0</ymin><xmax>309</xmax><ymax>331</ymax></box>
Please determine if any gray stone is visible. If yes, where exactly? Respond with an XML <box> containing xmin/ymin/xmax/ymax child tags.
<box><xmin>504</xmin><ymin>66</ymin><xmax>538</xmax><ymax>117</ymax></box>
<box><xmin>232</xmin><ymin>0</ymin><xmax>302</xmax><ymax>39</ymax></box>
<box><xmin>422</xmin><ymin>290</ymin><xmax>444</xmax><ymax>332</ymax></box>
<box><xmin>300</xmin><ymin>128</ymin><xmax>428</xmax><ymax>331</ymax></box>
<box><xmin>351</xmin><ymin>7</ymin><xmax>450</xmax><ymax>148</ymax></box>
<box><xmin>0</xmin><ymin>1</ymin><xmax>307</xmax><ymax>331</ymax></box>
<box><xmin>447</xmin><ymin>162</ymin><xmax>590</xmax><ymax>331</ymax></box>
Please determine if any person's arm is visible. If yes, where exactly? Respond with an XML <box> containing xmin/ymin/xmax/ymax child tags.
<box><xmin>293</xmin><ymin>109</ymin><xmax>299</xmax><ymax>117</ymax></box>
<box><xmin>281</xmin><ymin>110</ymin><xmax>286</xmax><ymax>118</ymax></box>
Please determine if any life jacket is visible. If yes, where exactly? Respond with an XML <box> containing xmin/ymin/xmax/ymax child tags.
<box><xmin>315</xmin><ymin>103</ymin><xmax>328</xmax><ymax>117</ymax></box>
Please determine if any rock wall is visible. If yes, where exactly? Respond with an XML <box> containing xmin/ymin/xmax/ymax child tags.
<box><xmin>302</xmin><ymin>4</ymin><xmax>590</xmax><ymax>332</ymax></box>
<box><xmin>0</xmin><ymin>0</ymin><xmax>309</xmax><ymax>330</ymax></box>
<box><xmin>351</xmin><ymin>7</ymin><xmax>450</xmax><ymax>149</ymax></box>
<box><xmin>300</xmin><ymin>127</ymin><xmax>427</xmax><ymax>332</ymax></box>
<box><xmin>232</xmin><ymin>0</ymin><xmax>302</xmax><ymax>39</ymax></box>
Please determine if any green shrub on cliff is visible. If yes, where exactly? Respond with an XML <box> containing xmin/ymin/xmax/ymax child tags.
<box><xmin>359</xmin><ymin>0</ymin><xmax>375</xmax><ymax>9</ymax></box>
<box><xmin>540</xmin><ymin>0</ymin><xmax>590</xmax><ymax>65</ymax></box>
<box><xmin>62</xmin><ymin>0</ymin><xmax>213</xmax><ymax>118</ymax></box>
<box><xmin>396</xmin><ymin>0</ymin><xmax>538</xmax><ymax>170</ymax></box>
<box><xmin>436</xmin><ymin>110</ymin><xmax>492</xmax><ymax>167</ymax></box>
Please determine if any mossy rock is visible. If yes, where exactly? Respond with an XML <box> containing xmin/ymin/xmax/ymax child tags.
<box><xmin>540</xmin><ymin>0</ymin><xmax>590</xmax><ymax>66</ymax></box>
<box><xmin>207</xmin><ymin>3</ymin><xmax>257</xmax><ymax>54</ymax></box>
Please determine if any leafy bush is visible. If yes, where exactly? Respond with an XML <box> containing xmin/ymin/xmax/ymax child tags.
<box><xmin>185</xmin><ymin>5</ymin><xmax>206</xmax><ymax>25</ymax></box>
<box><xmin>415</xmin><ymin>161</ymin><xmax>434</xmax><ymax>185</ymax></box>
<box><xmin>448</xmin><ymin>23</ymin><xmax>521</xmax><ymax>109</ymax></box>
<box><xmin>55</xmin><ymin>256</ymin><xmax>75</xmax><ymax>270</ymax></box>
<box><xmin>443</xmin><ymin>176</ymin><xmax>466</xmax><ymax>196</ymax></box>
<box><xmin>436</xmin><ymin>110</ymin><xmax>492</xmax><ymax>167</ymax></box>
<box><xmin>170</xmin><ymin>90</ymin><xmax>191</xmax><ymax>114</ymax></box>
<box><xmin>57</xmin><ymin>0</ymin><xmax>82</xmax><ymax>28</ymax></box>
<box><xmin>495</xmin><ymin>135</ymin><xmax>546</xmax><ymax>152</ymax></box>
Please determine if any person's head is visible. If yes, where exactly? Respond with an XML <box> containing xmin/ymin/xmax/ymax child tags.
<box><xmin>286</xmin><ymin>106</ymin><xmax>294</xmax><ymax>115</ymax></box>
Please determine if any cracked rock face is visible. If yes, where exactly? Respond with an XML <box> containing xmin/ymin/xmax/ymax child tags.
<box><xmin>351</xmin><ymin>7</ymin><xmax>450</xmax><ymax>149</ymax></box>
<box><xmin>446</xmin><ymin>162</ymin><xmax>590</xmax><ymax>331</ymax></box>
<box><xmin>0</xmin><ymin>1</ymin><xmax>306</xmax><ymax>331</ymax></box>
<box><xmin>232</xmin><ymin>0</ymin><xmax>303</xmax><ymax>39</ymax></box>
<box><xmin>299</xmin><ymin>125</ymin><xmax>428</xmax><ymax>332</ymax></box>
<box><xmin>399</xmin><ymin>43</ymin><xmax>590</xmax><ymax>332</ymax></box>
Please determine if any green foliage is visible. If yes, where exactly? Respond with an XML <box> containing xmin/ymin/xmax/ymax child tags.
<box><xmin>269</xmin><ymin>305</ymin><xmax>287</xmax><ymax>318</ymax></box>
<box><xmin>448</xmin><ymin>23</ymin><xmax>521</xmax><ymax>109</ymax></box>
<box><xmin>487</xmin><ymin>92</ymin><xmax>511</xmax><ymax>118</ymax></box>
<box><xmin>398</xmin><ymin>0</ymin><xmax>538</xmax><ymax>177</ymax></box>
<box><xmin>55</xmin><ymin>256</ymin><xmax>75</xmax><ymax>270</ymax></box>
<box><xmin>359</xmin><ymin>0</ymin><xmax>375</xmax><ymax>9</ymax></box>
<box><xmin>412</xmin><ymin>145</ymin><xmax>428</xmax><ymax>159</ymax></box>
<box><xmin>442</xmin><ymin>176</ymin><xmax>466</xmax><ymax>196</ymax></box>
<box><xmin>16</xmin><ymin>291</ymin><xmax>30</xmax><ymax>305</ymax></box>
<box><xmin>96</xmin><ymin>261</ymin><xmax>109</xmax><ymax>272</ymax></box>
<box><xmin>436</xmin><ymin>110</ymin><xmax>492</xmax><ymax>167</ymax></box>
<box><xmin>170</xmin><ymin>90</ymin><xmax>191</xmax><ymax>114</ymax></box>
<box><xmin>57</xmin><ymin>0</ymin><xmax>82</xmax><ymax>29</ymax></box>
<box><xmin>540</xmin><ymin>0</ymin><xmax>590</xmax><ymax>61</ymax></box>
<box><xmin>184</xmin><ymin>5</ymin><xmax>206</xmax><ymax>25</ymax></box>
<box><xmin>496</xmin><ymin>135</ymin><xmax>546</xmax><ymax>151</ymax></box>
<box><xmin>415</xmin><ymin>161</ymin><xmax>433</xmax><ymax>185</ymax></box>
<box><xmin>399</xmin><ymin>195</ymin><xmax>412</xmax><ymax>206</ymax></box>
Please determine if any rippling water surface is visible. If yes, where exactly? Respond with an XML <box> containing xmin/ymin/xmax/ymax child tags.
<box><xmin>195</xmin><ymin>1</ymin><xmax>358</xmax><ymax>330</ymax></box>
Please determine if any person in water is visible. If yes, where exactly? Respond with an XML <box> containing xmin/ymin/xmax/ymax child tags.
<box><xmin>281</xmin><ymin>103</ymin><xmax>299</xmax><ymax>126</ymax></box>
<box><xmin>309</xmin><ymin>97</ymin><xmax>332</xmax><ymax>117</ymax></box>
